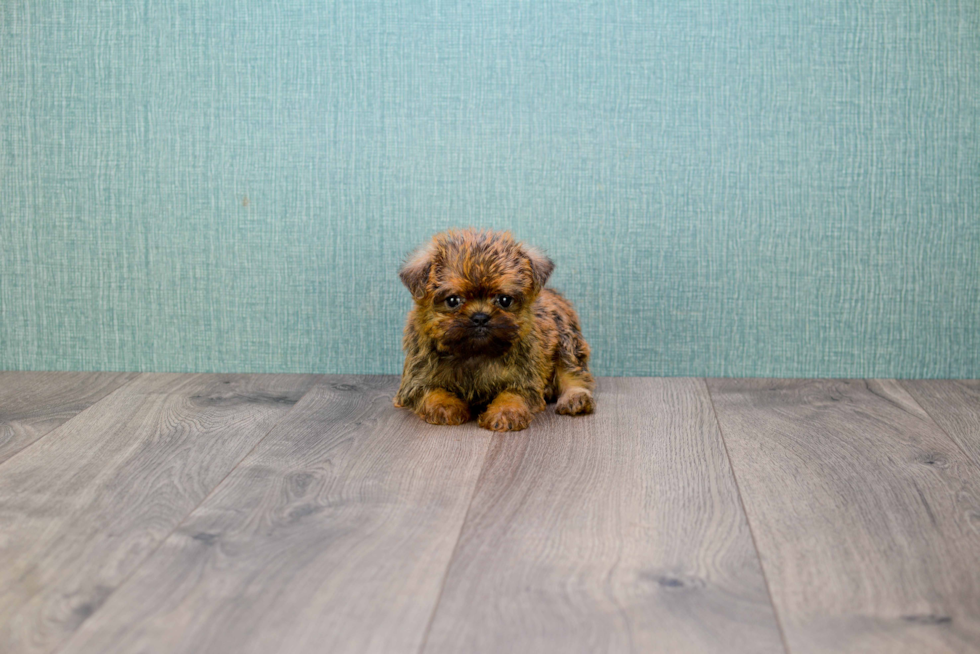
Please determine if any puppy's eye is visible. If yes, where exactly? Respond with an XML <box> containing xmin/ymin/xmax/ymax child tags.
<box><xmin>497</xmin><ymin>295</ymin><xmax>514</xmax><ymax>308</ymax></box>
<box><xmin>445</xmin><ymin>295</ymin><xmax>463</xmax><ymax>309</ymax></box>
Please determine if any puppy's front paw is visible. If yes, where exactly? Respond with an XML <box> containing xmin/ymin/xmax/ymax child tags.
<box><xmin>479</xmin><ymin>392</ymin><xmax>533</xmax><ymax>432</ymax></box>
<box><xmin>417</xmin><ymin>389</ymin><xmax>470</xmax><ymax>426</ymax></box>
<box><xmin>479</xmin><ymin>405</ymin><xmax>532</xmax><ymax>431</ymax></box>
<box><xmin>556</xmin><ymin>389</ymin><xmax>594</xmax><ymax>416</ymax></box>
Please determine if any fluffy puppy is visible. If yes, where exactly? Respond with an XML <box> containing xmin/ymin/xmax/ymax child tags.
<box><xmin>394</xmin><ymin>228</ymin><xmax>595</xmax><ymax>431</ymax></box>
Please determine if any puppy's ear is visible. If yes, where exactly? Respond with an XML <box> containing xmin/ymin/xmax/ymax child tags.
<box><xmin>523</xmin><ymin>245</ymin><xmax>555</xmax><ymax>290</ymax></box>
<box><xmin>399</xmin><ymin>241</ymin><xmax>437</xmax><ymax>299</ymax></box>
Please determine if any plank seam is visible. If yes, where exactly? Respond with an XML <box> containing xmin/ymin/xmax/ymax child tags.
<box><xmin>48</xmin><ymin>374</ymin><xmax>324</xmax><ymax>654</ymax></box>
<box><xmin>702</xmin><ymin>378</ymin><xmax>794</xmax><ymax>654</ymax></box>
<box><xmin>415</xmin><ymin>430</ymin><xmax>496</xmax><ymax>654</ymax></box>
<box><xmin>898</xmin><ymin>379</ymin><xmax>980</xmax><ymax>474</ymax></box>
<box><xmin>0</xmin><ymin>372</ymin><xmax>144</xmax><ymax>471</ymax></box>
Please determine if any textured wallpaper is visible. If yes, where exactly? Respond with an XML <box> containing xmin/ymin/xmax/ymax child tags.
<box><xmin>1</xmin><ymin>1</ymin><xmax>978</xmax><ymax>377</ymax></box>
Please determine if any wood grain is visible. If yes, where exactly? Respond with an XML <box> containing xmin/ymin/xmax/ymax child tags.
<box><xmin>0</xmin><ymin>371</ymin><xmax>137</xmax><ymax>464</ymax></box>
<box><xmin>707</xmin><ymin>379</ymin><xmax>980</xmax><ymax>654</ymax></box>
<box><xmin>58</xmin><ymin>376</ymin><xmax>494</xmax><ymax>654</ymax></box>
<box><xmin>902</xmin><ymin>380</ymin><xmax>980</xmax><ymax>470</ymax></box>
<box><xmin>422</xmin><ymin>377</ymin><xmax>785</xmax><ymax>654</ymax></box>
<box><xmin>0</xmin><ymin>373</ymin><xmax>317</xmax><ymax>654</ymax></box>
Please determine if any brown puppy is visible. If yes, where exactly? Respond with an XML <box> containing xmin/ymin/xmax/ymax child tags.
<box><xmin>394</xmin><ymin>228</ymin><xmax>595</xmax><ymax>431</ymax></box>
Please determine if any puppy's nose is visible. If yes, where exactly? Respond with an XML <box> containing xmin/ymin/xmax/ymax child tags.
<box><xmin>470</xmin><ymin>312</ymin><xmax>491</xmax><ymax>326</ymax></box>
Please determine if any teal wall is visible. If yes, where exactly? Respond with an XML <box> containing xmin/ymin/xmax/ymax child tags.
<box><xmin>2</xmin><ymin>1</ymin><xmax>979</xmax><ymax>377</ymax></box>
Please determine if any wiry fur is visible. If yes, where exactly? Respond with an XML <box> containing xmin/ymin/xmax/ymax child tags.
<box><xmin>394</xmin><ymin>228</ymin><xmax>595</xmax><ymax>431</ymax></box>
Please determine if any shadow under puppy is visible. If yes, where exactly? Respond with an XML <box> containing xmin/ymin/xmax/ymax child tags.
<box><xmin>394</xmin><ymin>228</ymin><xmax>595</xmax><ymax>431</ymax></box>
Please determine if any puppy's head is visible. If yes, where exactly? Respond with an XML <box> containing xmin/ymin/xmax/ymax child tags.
<box><xmin>399</xmin><ymin>228</ymin><xmax>554</xmax><ymax>358</ymax></box>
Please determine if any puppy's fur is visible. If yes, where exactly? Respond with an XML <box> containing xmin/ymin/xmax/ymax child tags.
<box><xmin>394</xmin><ymin>228</ymin><xmax>595</xmax><ymax>431</ymax></box>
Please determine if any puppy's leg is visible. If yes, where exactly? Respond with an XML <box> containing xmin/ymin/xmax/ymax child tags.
<box><xmin>415</xmin><ymin>388</ymin><xmax>471</xmax><ymax>426</ymax></box>
<box><xmin>539</xmin><ymin>289</ymin><xmax>595</xmax><ymax>416</ymax></box>
<box><xmin>555</xmin><ymin>368</ymin><xmax>596</xmax><ymax>416</ymax></box>
<box><xmin>479</xmin><ymin>390</ymin><xmax>542</xmax><ymax>432</ymax></box>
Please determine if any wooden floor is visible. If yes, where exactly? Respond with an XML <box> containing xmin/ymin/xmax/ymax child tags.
<box><xmin>0</xmin><ymin>373</ymin><xmax>978</xmax><ymax>654</ymax></box>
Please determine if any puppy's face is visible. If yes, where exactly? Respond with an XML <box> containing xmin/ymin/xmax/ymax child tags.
<box><xmin>400</xmin><ymin>230</ymin><xmax>554</xmax><ymax>359</ymax></box>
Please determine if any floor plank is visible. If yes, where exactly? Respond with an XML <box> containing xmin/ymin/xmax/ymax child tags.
<box><xmin>0</xmin><ymin>373</ymin><xmax>318</xmax><ymax>654</ymax></box>
<box><xmin>423</xmin><ymin>377</ymin><xmax>785</xmax><ymax>654</ymax></box>
<box><xmin>707</xmin><ymin>379</ymin><xmax>980</xmax><ymax>654</ymax></box>
<box><xmin>902</xmin><ymin>380</ymin><xmax>980</xmax><ymax>470</ymax></box>
<box><xmin>0</xmin><ymin>371</ymin><xmax>137</xmax><ymax>464</ymax></box>
<box><xmin>58</xmin><ymin>376</ymin><xmax>493</xmax><ymax>654</ymax></box>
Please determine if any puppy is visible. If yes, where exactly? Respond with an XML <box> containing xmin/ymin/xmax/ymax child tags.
<box><xmin>394</xmin><ymin>228</ymin><xmax>595</xmax><ymax>431</ymax></box>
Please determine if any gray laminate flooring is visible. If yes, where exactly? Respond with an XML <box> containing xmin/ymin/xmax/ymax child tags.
<box><xmin>0</xmin><ymin>373</ymin><xmax>977</xmax><ymax>654</ymax></box>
